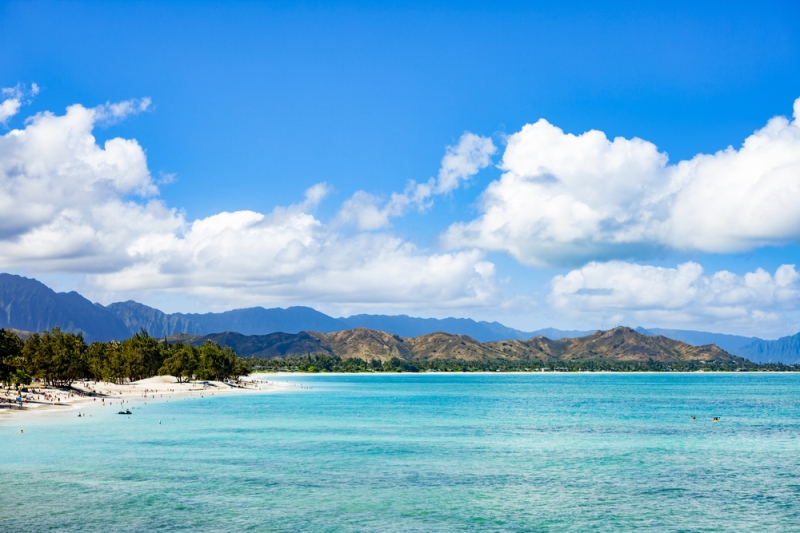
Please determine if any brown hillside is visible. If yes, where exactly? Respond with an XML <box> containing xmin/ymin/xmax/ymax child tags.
<box><xmin>407</xmin><ymin>332</ymin><xmax>504</xmax><ymax>361</ymax></box>
<box><xmin>485</xmin><ymin>327</ymin><xmax>738</xmax><ymax>363</ymax></box>
<box><xmin>551</xmin><ymin>327</ymin><xmax>737</xmax><ymax>362</ymax></box>
<box><xmin>310</xmin><ymin>328</ymin><xmax>412</xmax><ymax>362</ymax></box>
<box><xmin>483</xmin><ymin>338</ymin><xmax>554</xmax><ymax>361</ymax></box>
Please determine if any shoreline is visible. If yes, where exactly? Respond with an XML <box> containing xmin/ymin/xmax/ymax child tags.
<box><xmin>0</xmin><ymin>374</ymin><xmax>292</xmax><ymax>423</ymax></box>
<box><xmin>259</xmin><ymin>370</ymin><xmax>800</xmax><ymax>376</ymax></box>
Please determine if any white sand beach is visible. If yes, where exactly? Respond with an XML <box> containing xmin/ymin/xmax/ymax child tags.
<box><xmin>0</xmin><ymin>374</ymin><xmax>292</xmax><ymax>421</ymax></box>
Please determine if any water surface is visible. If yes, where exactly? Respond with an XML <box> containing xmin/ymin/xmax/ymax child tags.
<box><xmin>2</xmin><ymin>373</ymin><xmax>800</xmax><ymax>532</ymax></box>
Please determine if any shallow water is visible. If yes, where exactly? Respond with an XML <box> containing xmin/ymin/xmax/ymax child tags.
<box><xmin>2</xmin><ymin>373</ymin><xmax>800</xmax><ymax>532</ymax></box>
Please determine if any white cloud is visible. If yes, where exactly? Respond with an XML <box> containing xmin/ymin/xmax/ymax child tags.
<box><xmin>94</xmin><ymin>181</ymin><xmax>498</xmax><ymax>311</ymax></box>
<box><xmin>0</xmin><ymin>83</ymin><xmax>44</xmax><ymax>124</ymax></box>
<box><xmin>550</xmin><ymin>261</ymin><xmax>800</xmax><ymax>335</ymax></box>
<box><xmin>0</xmin><ymin>100</ymin><xmax>498</xmax><ymax>313</ymax></box>
<box><xmin>336</xmin><ymin>132</ymin><xmax>496</xmax><ymax>230</ymax></box>
<box><xmin>0</xmin><ymin>85</ymin><xmax>25</xmax><ymax>124</ymax></box>
<box><xmin>436</xmin><ymin>132</ymin><xmax>497</xmax><ymax>194</ymax></box>
<box><xmin>444</xmin><ymin>97</ymin><xmax>800</xmax><ymax>266</ymax></box>
<box><xmin>95</xmin><ymin>97</ymin><xmax>152</xmax><ymax>125</ymax></box>
<box><xmin>93</xmin><ymin>223</ymin><xmax>498</xmax><ymax>311</ymax></box>
<box><xmin>0</xmin><ymin>101</ymin><xmax>173</xmax><ymax>273</ymax></box>
<box><xmin>0</xmin><ymin>97</ymin><xmax>21</xmax><ymax>124</ymax></box>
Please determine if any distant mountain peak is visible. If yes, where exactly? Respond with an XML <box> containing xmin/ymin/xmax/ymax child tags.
<box><xmin>0</xmin><ymin>272</ymin><xmax>129</xmax><ymax>342</ymax></box>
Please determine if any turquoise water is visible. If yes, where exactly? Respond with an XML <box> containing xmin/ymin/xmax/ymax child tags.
<box><xmin>2</xmin><ymin>373</ymin><xmax>800</xmax><ymax>532</ymax></box>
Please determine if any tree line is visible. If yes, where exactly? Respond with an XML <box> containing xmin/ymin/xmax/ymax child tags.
<box><xmin>249</xmin><ymin>353</ymin><xmax>799</xmax><ymax>373</ymax></box>
<box><xmin>0</xmin><ymin>327</ymin><xmax>251</xmax><ymax>389</ymax></box>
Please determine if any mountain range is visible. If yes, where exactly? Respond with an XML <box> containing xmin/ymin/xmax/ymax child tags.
<box><xmin>1</xmin><ymin>272</ymin><xmax>799</xmax><ymax>363</ymax></box>
<box><xmin>176</xmin><ymin>326</ymin><xmax>741</xmax><ymax>364</ymax></box>
<box><xmin>0</xmin><ymin>273</ymin><xmax>575</xmax><ymax>342</ymax></box>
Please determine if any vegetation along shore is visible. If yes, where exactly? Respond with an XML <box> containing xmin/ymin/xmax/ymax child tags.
<box><xmin>0</xmin><ymin>327</ymin><xmax>251</xmax><ymax>391</ymax></box>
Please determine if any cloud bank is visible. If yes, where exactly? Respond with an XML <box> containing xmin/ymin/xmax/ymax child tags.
<box><xmin>550</xmin><ymin>261</ymin><xmax>800</xmax><ymax>335</ymax></box>
<box><xmin>0</xmin><ymin>96</ymin><xmax>497</xmax><ymax>312</ymax></box>
<box><xmin>445</xmin><ymin>97</ymin><xmax>800</xmax><ymax>266</ymax></box>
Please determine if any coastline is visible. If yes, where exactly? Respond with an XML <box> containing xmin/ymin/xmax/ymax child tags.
<box><xmin>258</xmin><ymin>369</ymin><xmax>800</xmax><ymax>376</ymax></box>
<box><xmin>0</xmin><ymin>374</ymin><xmax>292</xmax><ymax>423</ymax></box>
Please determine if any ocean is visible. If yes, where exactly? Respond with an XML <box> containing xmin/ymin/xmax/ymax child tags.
<box><xmin>2</xmin><ymin>373</ymin><xmax>800</xmax><ymax>532</ymax></box>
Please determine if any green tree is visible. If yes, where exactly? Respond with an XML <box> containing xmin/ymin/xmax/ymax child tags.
<box><xmin>23</xmin><ymin>327</ymin><xmax>88</xmax><ymax>386</ymax></box>
<box><xmin>0</xmin><ymin>329</ymin><xmax>24</xmax><ymax>388</ymax></box>
<box><xmin>9</xmin><ymin>369</ymin><xmax>32</xmax><ymax>390</ymax></box>
<box><xmin>121</xmin><ymin>330</ymin><xmax>165</xmax><ymax>381</ymax></box>
<box><xmin>159</xmin><ymin>343</ymin><xmax>199</xmax><ymax>382</ymax></box>
<box><xmin>105</xmin><ymin>341</ymin><xmax>127</xmax><ymax>384</ymax></box>
<box><xmin>196</xmin><ymin>341</ymin><xmax>224</xmax><ymax>380</ymax></box>
<box><xmin>232</xmin><ymin>357</ymin><xmax>251</xmax><ymax>379</ymax></box>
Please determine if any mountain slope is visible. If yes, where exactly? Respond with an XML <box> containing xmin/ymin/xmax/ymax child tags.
<box><xmin>548</xmin><ymin>327</ymin><xmax>736</xmax><ymax>363</ymax></box>
<box><xmin>338</xmin><ymin>314</ymin><xmax>535</xmax><ymax>342</ymax></box>
<box><xmin>174</xmin><ymin>306</ymin><xmax>344</xmax><ymax>336</ymax></box>
<box><xmin>406</xmin><ymin>332</ymin><xmax>504</xmax><ymax>361</ymax></box>
<box><xmin>106</xmin><ymin>298</ymin><xmax>549</xmax><ymax>341</ymax></box>
<box><xmin>635</xmin><ymin>327</ymin><xmax>758</xmax><ymax>355</ymax></box>
<box><xmin>309</xmin><ymin>328</ymin><xmax>413</xmax><ymax>361</ymax></box>
<box><xmin>106</xmin><ymin>301</ymin><xmax>204</xmax><ymax>338</ymax></box>
<box><xmin>197</xmin><ymin>331</ymin><xmax>333</xmax><ymax>359</ymax></box>
<box><xmin>527</xmin><ymin>327</ymin><xmax>595</xmax><ymax>341</ymax></box>
<box><xmin>0</xmin><ymin>273</ymin><xmax>129</xmax><ymax>342</ymax></box>
<box><xmin>738</xmin><ymin>332</ymin><xmax>800</xmax><ymax>364</ymax></box>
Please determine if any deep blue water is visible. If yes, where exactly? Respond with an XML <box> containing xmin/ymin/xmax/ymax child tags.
<box><xmin>2</xmin><ymin>373</ymin><xmax>800</xmax><ymax>532</ymax></box>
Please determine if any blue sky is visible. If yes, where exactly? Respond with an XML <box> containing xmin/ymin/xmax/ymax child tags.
<box><xmin>1</xmin><ymin>1</ymin><xmax>799</xmax><ymax>337</ymax></box>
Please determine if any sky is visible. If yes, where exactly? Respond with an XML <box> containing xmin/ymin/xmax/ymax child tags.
<box><xmin>1</xmin><ymin>0</ymin><xmax>800</xmax><ymax>338</ymax></box>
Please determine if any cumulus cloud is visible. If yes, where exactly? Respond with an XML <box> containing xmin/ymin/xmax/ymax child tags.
<box><xmin>444</xmin><ymin>97</ymin><xmax>800</xmax><ymax>266</ymax></box>
<box><xmin>336</xmin><ymin>132</ymin><xmax>496</xmax><ymax>230</ymax></box>
<box><xmin>550</xmin><ymin>261</ymin><xmax>800</xmax><ymax>334</ymax></box>
<box><xmin>0</xmin><ymin>100</ymin><xmax>173</xmax><ymax>273</ymax></box>
<box><xmin>0</xmin><ymin>99</ymin><xmax>497</xmax><ymax>312</ymax></box>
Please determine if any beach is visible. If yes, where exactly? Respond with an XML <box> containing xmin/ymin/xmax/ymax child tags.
<box><xmin>0</xmin><ymin>374</ymin><xmax>291</xmax><ymax>421</ymax></box>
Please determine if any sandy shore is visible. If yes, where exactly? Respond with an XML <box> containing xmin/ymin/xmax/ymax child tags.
<box><xmin>0</xmin><ymin>374</ymin><xmax>292</xmax><ymax>421</ymax></box>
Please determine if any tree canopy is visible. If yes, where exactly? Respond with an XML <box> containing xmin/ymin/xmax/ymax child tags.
<box><xmin>0</xmin><ymin>328</ymin><xmax>251</xmax><ymax>388</ymax></box>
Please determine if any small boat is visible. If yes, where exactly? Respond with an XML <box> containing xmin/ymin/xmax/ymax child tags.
<box><xmin>118</xmin><ymin>409</ymin><xmax>132</xmax><ymax>415</ymax></box>
<box><xmin>712</xmin><ymin>417</ymin><xmax>719</xmax><ymax>422</ymax></box>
